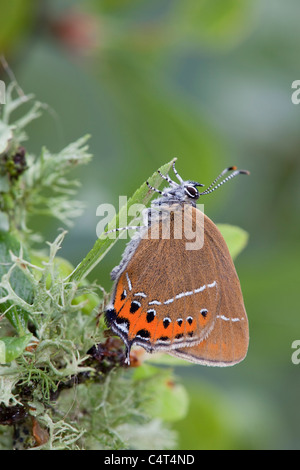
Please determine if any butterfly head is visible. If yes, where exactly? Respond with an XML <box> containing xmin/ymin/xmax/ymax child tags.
<box><xmin>150</xmin><ymin>162</ymin><xmax>250</xmax><ymax>205</ymax></box>
<box><xmin>182</xmin><ymin>181</ymin><xmax>203</xmax><ymax>201</ymax></box>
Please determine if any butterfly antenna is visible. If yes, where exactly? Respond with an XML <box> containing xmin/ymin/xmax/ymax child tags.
<box><xmin>200</xmin><ymin>167</ymin><xmax>250</xmax><ymax>196</ymax></box>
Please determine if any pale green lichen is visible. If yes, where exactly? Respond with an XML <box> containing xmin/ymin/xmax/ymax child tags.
<box><xmin>0</xmin><ymin>83</ymin><xmax>184</xmax><ymax>450</ymax></box>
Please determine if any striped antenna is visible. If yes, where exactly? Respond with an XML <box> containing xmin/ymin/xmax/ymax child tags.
<box><xmin>199</xmin><ymin>167</ymin><xmax>250</xmax><ymax>196</ymax></box>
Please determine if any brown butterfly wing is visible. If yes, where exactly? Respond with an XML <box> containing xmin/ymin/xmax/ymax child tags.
<box><xmin>109</xmin><ymin>205</ymin><xmax>224</xmax><ymax>352</ymax></box>
<box><xmin>169</xmin><ymin>213</ymin><xmax>249</xmax><ymax>366</ymax></box>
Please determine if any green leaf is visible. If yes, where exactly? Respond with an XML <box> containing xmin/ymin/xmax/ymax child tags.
<box><xmin>217</xmin><ymin>224</ymin><xmax>249</xmax><ymax>260</ymax></box>
<box><xmin>0</xmin><ymin>334</ymin><xmax>32</xmax><ymax>364</ymax></box>
<box><xmin>68</xmin><ymin>158</ymin><xmax>177</xmax><ymax>283</ymax></box>
<box><xmin>133</xmin><ymin>363</ymin><xmax>189</xmax><ymax>422</ymax></box>
<box><xmin>156</xmin><ymin>380</ymin><xmax>189</xmax><ymax>422</ymax></box>
<box><xmin>145</xmin><ymin>352</ymin><xmax>192</xmax><ymax>367</ymax></box>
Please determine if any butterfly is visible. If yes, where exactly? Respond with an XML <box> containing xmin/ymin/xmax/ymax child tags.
<box><xmin>105</xmin><ymin>162</ymin><xmax>249</xmax><ymax>367</ymax></box>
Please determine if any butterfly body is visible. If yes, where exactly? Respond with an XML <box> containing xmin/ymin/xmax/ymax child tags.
<box><xmin>105</xmin><ymin>164</ymin><xmax>249</xmax><ymax>366</ymax></box>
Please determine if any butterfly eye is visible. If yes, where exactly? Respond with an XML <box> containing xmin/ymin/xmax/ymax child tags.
<box><xmin>184</xmin><ymin>185</ymin><xmax>199</xmax><ymax>199</ymax></box>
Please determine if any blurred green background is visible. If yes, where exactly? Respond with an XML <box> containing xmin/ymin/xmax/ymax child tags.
<box><xmin>1</xmin><ymin>0</ymin><xmax>300</xmax><ymax>450</ymax></box>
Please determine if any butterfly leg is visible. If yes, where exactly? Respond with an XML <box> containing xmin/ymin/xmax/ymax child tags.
<box><xmin>102</xmin><ymin>225</ymin><xmax>144</xmax><ymax>236</ymax></box>
<box><xmin>172</xmin><ymin>161</ymin><xmax>184</xmax><ymax>183</ymax></box>
<box><xmin>146</xmin><ymin>181</ymin><xmax>173</xmax><ymax>197</ymax></box>
<box><xmin>157</xmin><ymin>170</ymin><xmax>177</xmax><ymax>187</ymax></box>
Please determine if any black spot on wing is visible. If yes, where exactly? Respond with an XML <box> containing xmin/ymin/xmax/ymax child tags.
<box><xmin>146</xmin><ymin>310</ymin><xmax>156</xmax><ymax>323</ymax></box>
<box><xmin>130</xmin><ymin>301</ymin><xmax>141</xmax><ymax>314</ymax></box>
<box><xmin>136</xmin><ymin>329</ymin><xmax>151</xmax><ymax>339</ymax></box>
